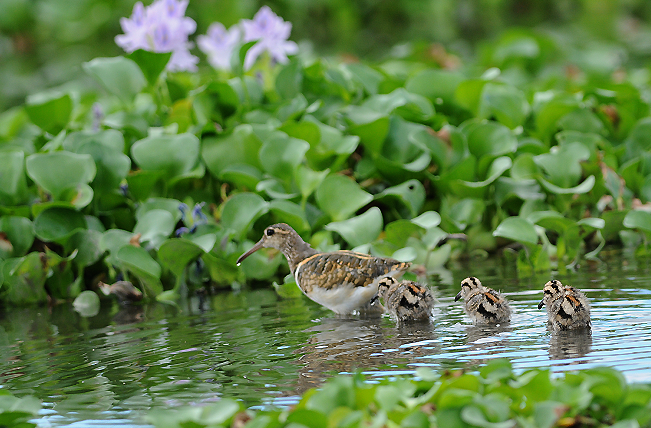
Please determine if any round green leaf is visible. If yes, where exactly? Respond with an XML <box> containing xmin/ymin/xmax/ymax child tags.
<box><xmin>100</xmin><ymin>229</ymin><xmax>133</xmax><ymax>266</ymax></box>
<box><xmin>411</xmin><ymin>211</ymin><xmax>442</xmax><ymax>229</ymax></box>
<box><xmin>77</xmin><ymin>141</ymin><xmax>131</xmax><ymax>195</ymax></box>
<box><xmin>374</xmin><ymin>179</ymin><xmax>425</xmax><ymax>217</ymax></box>
<box><xmin>133</xmin><ymin>209</ymin><xmax>175</xmax><ymax>248</ymax></box>
<box><xmin>83</xmin><ymin>56</ymin><xmax>147</xmax><ymax>103</ymax></box>
<box><xmin>26</xmin><ymin>152</ymin><xmax>96</xmax><ymax>200</ymax></box>
<box><xmin>68</xmin><ymin>229</ymin><xmax>104</xmax><ymax>268</ymax></box>
<box><xmin>465</xmin><ymin>121</ymin><xmax>517</xmax><ymax>158</ymax></box>
<box><xmin>405</xmin><ymin>69</ymin><xmax>464</xmax><ymax>104</ymax></box>
<box><xmin>116</xmin><ymin>245</ymin><xmax>163</xmax><ymax>294</ymax></box>
<box><xmin>623</xmin><ymin>210</ymin><xmax>651</xmax><ymax>233</ymax></box>
<box><xmin>73</xmin><ymin>290</ymin><xmax>100</xmax><ymax>317</ymax></box>
<box><xmin>538</xmin><ymin>175</ymin><xmax>595</xmax><ymax>195</ymax></box>
<box><xmin>127</xmin><ymin>49</ymin><xmax>172</xmax><ymax>86</ymax></box>
<box><xmin>316</xmin><ymin>175</ymin><xmax>373</xmax><ymax>222</ymax></box>
<box><xmin>131</xmin><ymin>133</ymin><xmax>200</xmax><ymax>179</ymax></box>
<box><xmin>158</xmin><ymin>238</ymin><xmax>206</xmax><ymax>277</ymax></box>
<box><xmin>325</xmin><ymin>207</ymin><xmax>383</xmax><ymax>247</ymax></box>
<box><xmin>493</xmin><ymin>217</ymin><xmax>538</xmax><ymax>246</ymax></box>
<box><xmin>221</xmin><ymin>193</ymin><xmax>269</xmax><ymax>239</ymax></box>
<box><xmin>0</xmin><ymin>216</ymin><xmax>34</xmax><ymax>257</ymax></box>
<box><xmin>136</xmin><ymin>198</ymin><xmax>184</xmax><ymax>223</ymax></box>
<box><xmin>34</xmin><ymin>207</ymin><xmax>87</xmax><ymax>243</ymax></box>
<box><xmin>0</xmin><ymin>148</ymin><xmax>29</xmax><ymax>206</ymax></box>
<box><xmin>258</xmin><ymin>134</ymin><xmax>310</xmax><ymax>182</ymax></box>
<box><xmin>24</xmin><ymin>91</ymin><xmax>72</xmax><ymax>134</ymax></box>
<box><xmin>479</xmin><ymin>82</ymin><xmax>530</xmax><ymax>129</ymax></box>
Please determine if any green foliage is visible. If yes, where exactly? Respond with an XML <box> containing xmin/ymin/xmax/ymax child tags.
<box><xmin>145</xmin><ymin>361</ymin><xmax>651</xmax><ymax>428</ymax></box>
<box><xmin>0</xmin><ymin>390</ymin><xmax>41</xmax><ymax>428</ymax></box>
<box><xmin>4</xmin><ymin>12</ymin><xmax>651</xmax><ymax>304</ymax></box>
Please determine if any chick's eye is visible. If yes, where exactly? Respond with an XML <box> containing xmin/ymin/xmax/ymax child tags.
<box><xmin>266</xmin><ymin>228</ymin><xmax>275</xmax><ymax>236</ymax></box>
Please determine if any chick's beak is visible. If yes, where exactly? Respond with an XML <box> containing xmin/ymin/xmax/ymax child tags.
<box><xmin>454</xmin><ymin>291</ymin><xmax>462</xmax><ymax>301</ymax></box>
<box><xmin>236</xmin><ymin>239</ymin><xmax>265</xmax><ymax>266</ymax></box>
<box><xmin>538</xmin><ymin>300</ymin><xmax>545</xmax><ymax>310</ymax></box>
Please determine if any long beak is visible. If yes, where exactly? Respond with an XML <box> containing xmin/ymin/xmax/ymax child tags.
<box><xmin>236</xmin><ymin>240</ymin><xmax>265</xmax><ymax>266</ymax></box>
<box><xmin>538</xmin><ymin>300</ymin><xmax>544</xmax><ymax>310</ymax></box>
<box><xmin>454</xmin><ymin>291</ymin><xmax>462</xmax><ymax>301</ymax></box>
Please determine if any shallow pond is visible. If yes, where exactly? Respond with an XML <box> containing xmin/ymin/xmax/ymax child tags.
<box><xmin>1</xmin><ymin>250</ymin><xmax>651</xmax><ymax>427</ymax></box>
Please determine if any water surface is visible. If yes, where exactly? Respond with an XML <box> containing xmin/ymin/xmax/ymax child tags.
<box><xmin>1</xmin><ymin>251</ymin><xmax>650</xmax><ymax>426</ymax></box>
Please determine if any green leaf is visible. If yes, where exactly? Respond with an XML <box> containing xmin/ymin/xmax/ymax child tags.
<box><xmin>202</xmin><ymin>125</ymin><xmax>263</xmax><ymax>177</ymax></box>
<box><xmin>136</xmin><ymin>198</ymin><xmax>184</xmax><ymax>223</ymax></box>
<box><xmin>0</xmin><ymin>216</ymin><xmax>34</xmax><ymax>257</ymax></box>
<box><xmin>116</xmin><ymin>245</ymin><xmax>163</xmax><ymax>297</ymax></box>
<box><xmin>72</xmin><ymin>290</ymin><xmax>100</xmax><ymax>317</ymax></box>
<box><xmin>131</xmin><ymin>133</ymin><xmax>200</xmax><ymax>179</ymax></box>
<box><xmin>534</xmin><ymin>142</ymin><xmax>590</xmax><ymax>187</ymax></box>
<box><xmin>158</xmin><ymin>238</ymin><xmax>206</xmax><ymax>277</ymax></box>
<box><xmin>24</xmin><ymin>91</ymin><xmax>72</xmax><ymax>134</ymax></box>
<box><xmin>77</xmin><ymin>141</ymin><xmax>131</xmax><ymax>195</ymax></box>
<box><xmin>127</xmin><ymin>50</ymin><xmax>171</xmax><ymax>86</ymax></box>
<box><xmin>465</xmin><ymin>121</ymin><xmax>518</xmax><ymax>158</ymax></box>
<box><xmin>99</xmin><ymin>229</ymin><xmax>133</xmax><ymax>266</ymax></box>
<box><xmin>479</xmin><ymin>82</ymin><xmax>530</xmax><ymax>129</ymax></box>
<box><xmin>34</xmin><ymin>207</ymin><xmax>87</xmax><ymax>243</ymax></box>
<box><xmin>405</xmin><ymin>69</ymin><xmax>464</xmax><ymax>105</ymax></box>
<box><xmin>68</xmin><ymin>229</ymin><xmax>104</xmax><ymax>268</ymax></box>
<box><xmin>493</xmin><ymin>217</ymin><xmax>538</xmax><ymax>246</ymax></box>
<box><xmin>133</xmin><ymin>209</ymin><xmax>175</xmax><ymax>249</ymax></box>
<box><xmin>221</xmin><ymin>193</ymin><xmax>269</xmax><ymax>240</ymax></box>
<box><xmin>258</xmin><ymin>134</ymin><xmax>310</xmax><ymax>182</ymax></box>
<box><xmin>0</xmin><ymin>149</ymin><xmax>29</xmax><ymax>206</ymax></box>
<box><xmin>623</xmin><ymin>210</ymin><xmax>651</xmax><ymax>233</ymax></box>
<box><xmin>26</xmin><ymin>152</ymin><xmax>96</xmax><ymax>201</ymax></box>
<box><xmin>296</xmin><ymin>165</ymin><xmax>329</xmax><ymax>200</ymax></box>
<box><xmin>2</xmin><ymin>253</ymin><xmax>49</xmax><ymax>305</ymax></box>
<box><xmin>63</xmin><ymin>129</ymin><xmax>125</xmax><ymax>153</ymax></box>
<box><xmin>411</xmin><ymin>211</ymin><xmax>442</xmax><ymax>229</ymax></box>
<box><xmin>325</xmin><ymin>207</ymin><xmax>383</xmax><ymax>247</ymax></box>
<box><xmin>83</xmin><ymin>56</ymin><xmax>147</xmax><ymax>103</ymax></box>
<box><xmin>269</xmin><ymin>200</ymin><xmax>309</xmax><ymax>233</ymax></box>
<box><xmin>346</xmin><ymin>107</ymin><xmax>390</xmax><ymax>155</ymax></box>
<box><xmin>538</xmin><ymin>175</ymin><xmax>595</xmax><ymax>195</ymax></box>
<box><xmin>316</xmin><ymin>175</ymin><xmax>373</xmax><ymax>222</ymax></box>
<box><xmin>374</xmin><ymin>180</ymin><xmax>425</xmax><ymax>217</ymax></box>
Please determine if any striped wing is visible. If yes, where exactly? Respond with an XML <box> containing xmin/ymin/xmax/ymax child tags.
<box><xmin>295</xmin><ymin>251</ymin><xmax>410</xmax><ymax>293</ymax></box>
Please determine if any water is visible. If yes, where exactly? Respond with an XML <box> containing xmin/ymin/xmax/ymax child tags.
<box><xmin>1</xmin><ymin>250</ymin><xmax>651</xmax><ymax>426</ymax></box>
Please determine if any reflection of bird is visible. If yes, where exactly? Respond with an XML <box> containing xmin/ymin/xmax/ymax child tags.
<box><xmin>455</xmin><ymin>277</ymin><xmax>511</xmax><ymax>324</ymax></box>
<box><xmin>376</xmin><ymin>277</ymin><xmax>435</xmax><ymax>323</ymax></box>
<box><xmin>99</xmin><ymin>281</ymin><xmax>143</xmax><ymax>305</ymax></box>
<box><xmin>538</xmin><ymin>280</ymin><xmax>591</xmax><ymax>331</ymax></box>
<box><xmin>548</xmin><ymin>330</ymin><xmax>592</xmax><ymax>361</ymax></box>
<box><xmin>237</xmin><ymin>223</ymin><xmax>410</xmax><ymax>314</ymax></box>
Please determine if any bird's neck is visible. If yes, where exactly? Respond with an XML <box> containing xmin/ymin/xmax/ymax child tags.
<box><xmin>281</xmin><ymin>236</ymin><xmax>318</xmax><ymax>273</ymax></box>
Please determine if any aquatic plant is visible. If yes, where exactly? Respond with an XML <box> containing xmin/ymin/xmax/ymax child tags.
<box><xmin>145</xmin><ymin>360</ymin><xmax>651</xmax><ymax>428</ymax></box>
<box><xmin>2</xmin><ymin>4</ymin><xmax>651</xmax><ymax>305</ymax></box>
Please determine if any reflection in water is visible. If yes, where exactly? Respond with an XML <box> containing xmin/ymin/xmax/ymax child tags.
<box><xmin>295</xmin><ymin>317</ymin><xmax>438</xmax><ymax>393</ymax></box>
<box><xmin>548</xmin><ymin>330</ymin><xmax>592</xmax><ymax>362</ymax></box>
<box><xmin>1</xmin><ymin>253</ymin><xmax>651</xmax><ymax>426</ymax></box>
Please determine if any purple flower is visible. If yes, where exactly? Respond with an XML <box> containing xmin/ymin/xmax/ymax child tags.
<box><xmin>197</xmin><ymin>22</ymin><xmax>241</xmax><ymax>71</ymax></box>
<box><xmin>115</xmin><ymin>0</ymin><xmax>198</xmax><ymax>72</ymax></box>
<box><xmin>240</xmin><ymin>6</ymin><xmax>298</xmax><ymax>70</ymax></box>
<box><xmin>192</xmin><ymin>202</ymin><xmax>208</xmax><ymax>224</ymax></box>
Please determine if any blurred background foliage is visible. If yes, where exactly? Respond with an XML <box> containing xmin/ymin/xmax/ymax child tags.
<box><xmin>3</xmin><ymin>0</ymin><xmax>651</xmax><ymax>111</ymax></box>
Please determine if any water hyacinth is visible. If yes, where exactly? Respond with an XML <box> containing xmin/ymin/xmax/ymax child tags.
<box><xmin>241</xmin><ymin>6</ymin><xmax>298</xmax><ymax>70</ymax></box>
<box><xmin>197</xmin><ymin>22</ymin><xmax>241</xmax><ymax>71</ymax></box>
<box><xmin>115</xmin><ymin>0</ymin><xmax>198</xmax><ymax>72</ymax></box>
<box><xmin>176</xmin><ymin>202</ymin><xmax>208</xmax><ymax>236</ymax></box>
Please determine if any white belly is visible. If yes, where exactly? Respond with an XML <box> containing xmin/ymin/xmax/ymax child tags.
<box><xmin>304</xmin><ymin>283</ymin><xmax>379</xmax><ymax>314</ymax></box>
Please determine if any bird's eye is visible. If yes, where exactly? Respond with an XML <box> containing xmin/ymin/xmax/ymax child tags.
<box><xmin>266</xmin><ymin>228</ymin><xmax>275</xmax><ymax>236</ymax></box>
